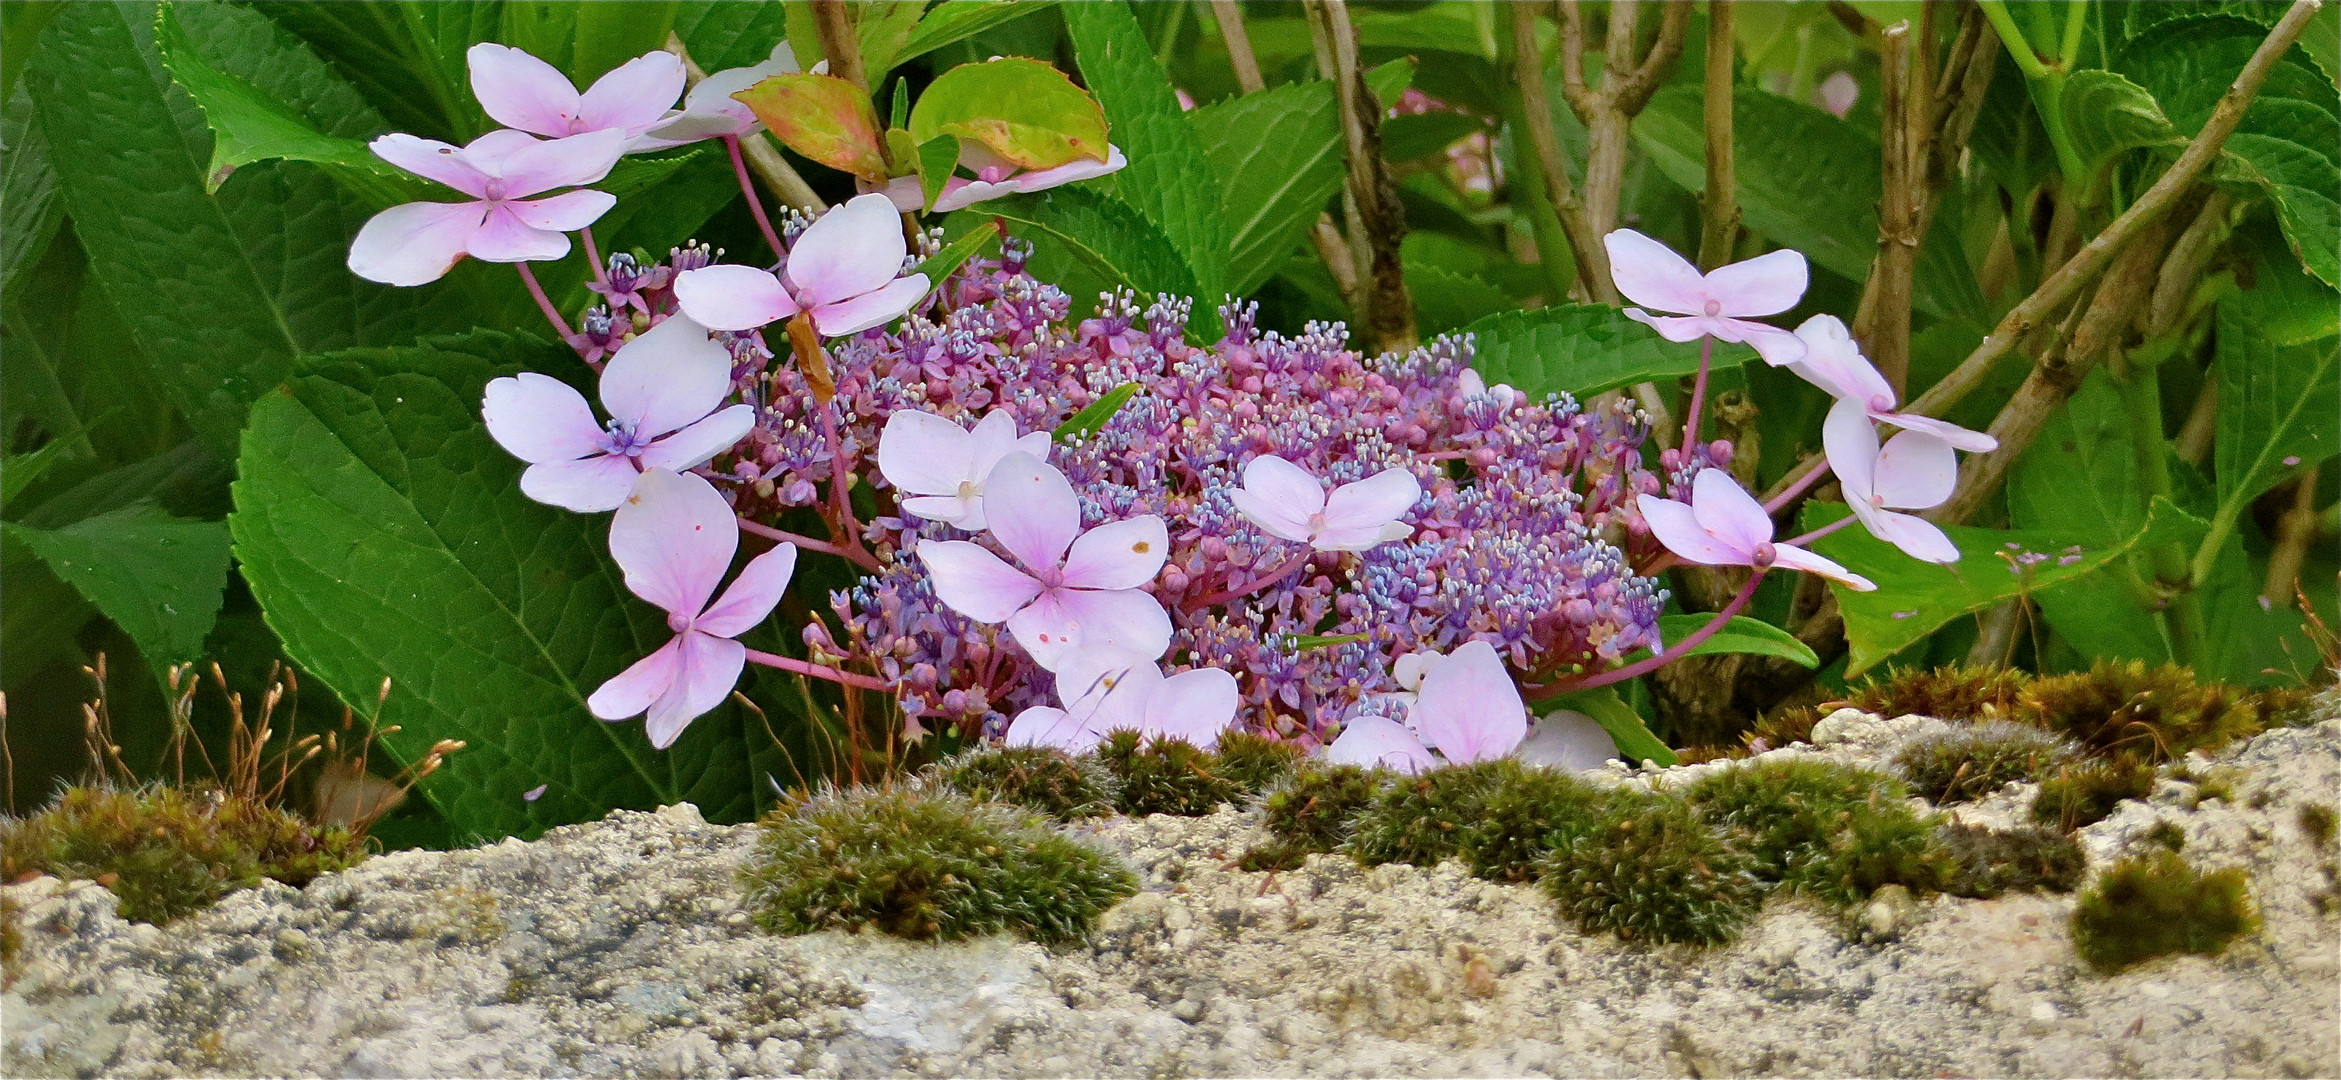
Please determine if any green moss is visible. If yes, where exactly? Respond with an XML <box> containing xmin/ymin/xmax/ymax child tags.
<box><xmin>1684</xmin><ymin>758</ymin><xmax>1950</xmax><ymax>907</ymax></box>
<box><xmin>1935</xmin><ymin>823</ymin><xmax>2085</xmax><ymax>897</ymax></box>
<box><xmin>1848</xmin><ymin>664</ymin><xmax>2035</xmax><ymax>723</ymax></box>
<box><xmin>1454</xmin><ymin>761</ymin><xmax>1605</xmax><ymax>883</ymax></box>
<box><xmin>2071</xmin><ymin>850</ymin><xmax>2257</xmax><ymax>974</ymax></box>
<box><xmin>0</xmin><ymin>786</ymin><xmax>369</xmax><ymax>925</ymax></box>
<box><xmin>1345</xmin><ymin>760</ymin><xmax>1511</xmax><ymax>870</ymax></box>
<box><xmin>2298</xmin><ymin>803</ymin><xmax>2337</xmax><ymax>849</ymax></box>
<box><xmin>1241</xmin><ymin>764</ymin><xmax>1385</xmax><ymax>871</ymax></box>
<box><xmin>2020</xmin><ymin>660</ymin><xmax>2265</xmax><ymax>762</ymax></box>
<box><xmin>2143</xmin><ymin>820</ymin><xmax>2188</xmax><ymax>852</ymax></box>
<box><xmin>1893</xmin><ymin>722</ymin><xmax>2076</xmax><ymax>804</ymax></box>
<box><xmin>1539</xmin><ymin>791</ymin><xmax>1766</xmax><ymax>947</ymax></box>
<box><xmin>1097</xmin><ymin>731</ymin><xmax>1245</xmax><ymax>817</ymax></box>
<box><xmin>1</xmin><ymin>891</ymin><xmax>20</xmax><ymax>979</ymax></box>
<box><xmin>739</xmin><ymin>786</ymin><xmax>1136</xmax><ymax>944</ymax></box>
<box><xmin>2030</xmin><ymin>755</ymin><xmax>2158</xmax><ymax>831</ymax></box>
<box><xmin>1210</xmin><ymin>731</ymin><xmax>1305</xmax><ymax>797</ymax></box>
<box><xmin>927</xmin><ymin>745</ymin><xmax>1113</xmax><ymax>821</ymax></box>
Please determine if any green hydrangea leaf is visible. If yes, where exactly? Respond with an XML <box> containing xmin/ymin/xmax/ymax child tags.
<box><xmin>229</xmin><ymin>332</ymin><xmax>792</xmax><ymax>839</ymax></box>
<box><xmin>1460</xmin><ymin>304</ymin><xmax>1753</xmax><ymax>400</ymax></box>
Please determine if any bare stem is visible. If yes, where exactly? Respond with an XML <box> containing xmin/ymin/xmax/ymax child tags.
<box><xmin>1905</xmin><ymin>0</ymin><xmax>2322</xmax><ymax>424</ymax></box>
<box><xmin>1695</xmin><ymin>0</ymin><xmax>1739</xmax><ymax>272</ymax></box>
<box><xmin>2263</xmin><ymin>466</ymin><xmax>2323</xmax><ymax>605</ymax></box>
<box><xmin>1183</xmin><ymin>549</ymin><xmax>1314</xmax><ymax>613</ymax></box>
<box><xmin>726</xmin><ymin>134</ymin><xmax>788</xmax><ymax>259</ymax></box>
<box><xmin>1209</xmin><ymin>0</ymin><xmax>1267</xmax><ymax>92</ymax></box>
<box><xmin>809</xmin><ymin>0</ymin><xmax>867</xmax><ymax>90</ymax></box>
<box><xmin>516</xmin><ymin>262</ymin><xmax>578</xmax><ymax>346</ymax></box>
<box><xmin>738</xmin><ymin>515</ymin><xmax>879</xmax><ymax>570</ymax></box>
<box><xmin>1851</xmin><ymin>20</ymin><xmax>1923</xmax><ymax>395</ymax></box>
<box><xmin>581</xmin><ymin>226</ymin><xmax>608</xmax><ymax>288</ymax></box>
<box><xmin>1308</xmin><ymin>0</ymin><xmax>1417</xmax><ymax>353</ymax></box>
<box><xmin>665</xmin><ymin>33</ymin><xmax>826</xmax><ymax>212</ymax></box>
<box><xmin>745</xmin><ymin>648</ymin><xmax>894</xmax><ymax>692</ymax></box>
<box><xmin>1681</xmin><ymin>334</ymin><xmax>1715</xmax><ymax>455</ymax></box>
<box><xmin>1511</xmin><ymin>2</ymin><xmax>1615</xmax><ymax>302</ymax></box>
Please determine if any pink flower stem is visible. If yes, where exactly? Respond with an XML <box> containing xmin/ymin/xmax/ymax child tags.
<box><xmin>1182</xmin><ymin>548</ymin><xmax>1313</xmax><ymax>613</ymax></box>
<box><xmin>726</xmin><ymin>135</ymin><xmax>787</xmax><ymax>260</ymax></box>
<box><xmin>515</xmin><ymin>262</ymin><xmax>576</xmax><ymax>343</ymax></box>
<box><xmin>1530</xmin><ymin>569</ymin><xmax>1767</xmax><ymax>700</ymax></box>
<box><xmin>1763</xmin><ymin>456</ymin><xmax>1835</xmax><ymax>515</ymax></box>
<box><xmin>1679</xmin><ymin>333</ymin><xmax>1714</xmax><ymax>459</ymax></box>
<box><xmin>581</xmin><ymin>226</ymin><xmax>608</xmax><ymax>288</ymax></box>
<box><xmin>744</xmin><ymin>648</ymin><xmax>894</xmax><ymax>692</ymax></box>
<box><xmin>1780</xmin><ymin>513</ymin><xmax>1861</xmax><ymax>548</ymax></box>
<box><xmin>815</xmin><ymin>404</ymin><xmax>878</xmax><ymax>568</ymax></box>
<box><xmin>736</xmin><ymin>515</ymin><xmax>877</xmax><ymax>569</ymax></box>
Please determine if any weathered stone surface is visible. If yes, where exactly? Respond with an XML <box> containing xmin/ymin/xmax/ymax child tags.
<box><xmin>6</xmin><ymin>717</ymin><xmax>2337</xmax><ymax>1078</ymax></box>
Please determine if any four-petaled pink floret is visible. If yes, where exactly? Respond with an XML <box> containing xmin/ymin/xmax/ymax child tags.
<box><xmin>481</xmin><ymin>315</ymin><xmax>753</xmax><ymax>512</ymax></box>
<box><xmin>671</xmin><ymin>193</ymin><xmax>931</xmax><ymax>337</ymax></box>
<box><xmin>349</xmin><ymin>129</ymin><xmax>626</xmax><ymax>286</ymax></box>
<box><xmin>877</xmin><ymin>409</ymin><xmax>1053</xmax><ymax>532</ymax></box>
<box><xmin>467</xmin><ymin>43</ymin><xmax>685</xmax><ymax>143</ymax></box>
<box><xmin>1605</xmin><ymin>228</ymin><xmax>1810</xmax><ymax>366</ymax></box>
<box><xmin>589</xmin><ymin>469</ymin><xmax>798</xmax><ymax>749</ymax></box>
<box><xmin>1324</xmin><ymin>640</ymin><xmax>1529</xmax><ymax>773</ymax></box>
<box><xmin>1637</xmin><ymin>469</ymin><xmax>1877</xmax><ymax>591</ymax></box>
<box><xmin>1229</xmin><ymin>455</ymin><xmax>1421</xmax><ymax>552</ymax></box>
<box><xmin>1006</xmin><ymin>652</ymin><xmax>1239</xmax><ymax>752</ymax></box>
<box><xmin>917</xmin><ymin>451</ymin><xmax>1172</xmax><ymax>672</ymax></box>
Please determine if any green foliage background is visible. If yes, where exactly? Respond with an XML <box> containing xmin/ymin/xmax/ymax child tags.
<box><xmin>3</xmin><ymin>0</ymin><xmax>2333</xmax><ymax>843</ymax></box>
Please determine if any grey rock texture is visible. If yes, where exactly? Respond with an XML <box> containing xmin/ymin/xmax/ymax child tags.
<box><xmin>6</xmin><ymin>715</ymin><xmax>2338</xmax><ymax>1079</ymax></box>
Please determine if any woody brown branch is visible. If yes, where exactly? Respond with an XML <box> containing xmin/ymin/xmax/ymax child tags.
<box><xmin>1930</xmin><ymin>216</ymin><xmax>2171</xmax><ymax>525</ymax></box>
<box><xmin>1211</xmin><ymin>0</ymin><xmax>1361</xmax><ymax>300</ymax></box>
<box><xmin>1512</xmin><ymin>3</ymin><xmax>1617</xmax><ymax>302</ymax></box>
<box><xmin>1762</xmin><ymin>0</ymin><xmax>2318</xmax><ymax>508</ymax></box>
<box><xmin>1696</xmin><ymin>0</ymin><xmax>1739</xmax><ymax>272</ymax></box>
<box><xmin>1307</xmin><ymin>0</ymin><xmax>1417</xmax><ymax>353</ymax></box>
<box><xmin>1557</xmin><ymin>0</ymin><xmax>1691</xmax><ymax>235</ymax></box>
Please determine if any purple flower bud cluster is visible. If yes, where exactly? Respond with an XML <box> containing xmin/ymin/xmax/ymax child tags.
<box><xmin>735</xmin><ymin>254</ymin><xmax>1671</xmax><ymax>745</ymax></box>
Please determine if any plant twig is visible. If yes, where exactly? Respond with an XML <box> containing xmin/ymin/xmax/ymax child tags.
<box><xmin>666</xmin><ymin>34</ymin><xmax>826</xmax><ymax>212</ymax></box>
<box><xmin>1306</xmin><ymin>0</ymin><xmax>1416</xmax><ymax>353</ymax></box>
<box><xmin>1209</xmin><ymin>0</ymin><xmax>1266</xmax><ymax>92</ymax></box>
<box><xmin>809</xmin><ymin>0</ymin><xmax>867</xmax><ymax>91</ymax></box>
<box><xmin>2145</xmin><ymin>191</ymin><xmax>2234</xmax><ymax>336</ymax></box>
<box><xmin>1213</xmin><ymin>0</ymin><xmax>1357</xmax><ymax>299</ymax></box>
<box><xmin>1931</xmin><ymin>219</ymin><xmax>2167</xmax><ymax>525</ymax></box>
<box><xmin>1557</xmin><ymin>0</ymin><xmax>1692</xmax><ymax>233</ymax></box>
<box><xmin>1512</xmin><ymin>2</ymin><xmax>1615</xmax><ymax>302</ymax></box>
<box><xmin>1853</xmin><ymin>21</ymin><xmax>1921</xmax><ymax>395</ymax></box>
<box><xmin>1905</xmin><ymin>0</ymin><xmax>2322</xmax><ymax>424</ymax></box>
<box><xmin>1696</xmin><ymin>0</ymin><xmax>1739</xmax><ymax>272</ymax></box>
<box><xmin>2175</xmin><ymin>380</ymin><xmax>2218</xmax><ymax>466</ymax></box>
<box><xmin>2265</xmin><ymin>466</ymin><xmax>2323</xmax><ymax>605</ymax></box>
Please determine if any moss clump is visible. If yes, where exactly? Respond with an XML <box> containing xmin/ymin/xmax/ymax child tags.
<box><xmin>0</xmin><ymin>786</ymin><xmax>369</xmax><ymax>925</ymax></box>
<box><xmin>1454</xmin><ymin>761</ymin><xmax>1605</xmax><ymax>883</ymax></box>
<box><xmin>2030</xmin><ymin>755</ymin><xmax>2158</xmax><ymax>831</ymax></box>
<box><xmin>1893</xmin><ymin>722</ymin><xmax>2076</xmax><ymax>804</ymax></box>
<box><xmin>1242</xmin><ymin>764</ymin><xmax>1385</xmax><ymax>871</ymax></box>
<box><xmin>1539</xmin><ymin>792</ymin><xmax>1766</xmax><ymax>946</ymax></box>
<box><xmin>927</xmin><ymin>745</ymin><xmax>1113</xmax><ymax>821</ymax></box>
<box><xmin>740</xmin><ymin>786</ymin><xmax>1136</xmax><ymax>944</ymax></box>
<box><xmin>2070</xmin><ymin>850</ymin><xmax>2257</xmax><ymax>974</ymax></box>
<box><xmin>1935</xmin><ymin>823</ymin><xmax>2086</xmax><ymax>897</ymax></box>
<box><xmin>1</xmin><ymin>891</ymin><xmax>20</xmax><ymax>978</ymax></box>
<box><xmin>1850</xmin><ymin>664</ymin><xmax>2034</xmax><ymax>723</ymax></box>
<box><xmin>2020</xmin><ymin>660</ymin><xmax>2265</xmax><ymax>762</ymax></box>
<box><xmin>1345</xmin><ymin>760</ymin><xmax>1511</xmax><ymax>870</ymax></box>
<box><xmin>1210</xmin><ymin>731</ymin><xmax>1305</xmax><ymax>796</ymax></box>
<box><xmin>1096</xmin><ymin>731</ymin><xmax>1245</xmax><ymax>817</ymax></box>
<box><xmin>1685</xmin><ymin>758</ymin><xmax>1949</xmax><ymax>907</ymax></box>
<box><xmin>2298</xmin><ymin>803</ymin><xmax>2337</xmax><ymax>849</ymax></box>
